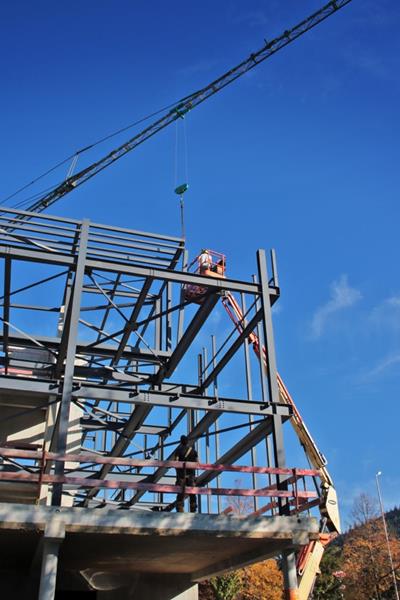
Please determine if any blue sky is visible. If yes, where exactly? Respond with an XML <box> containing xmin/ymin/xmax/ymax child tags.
<box><xmin>1</xmin><ymin>0</ymin><xmax>399</xmax><ymax>522</ymax></box>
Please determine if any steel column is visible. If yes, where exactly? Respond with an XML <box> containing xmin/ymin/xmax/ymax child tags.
<box><xmin>51</xmin><ymin>220</ymin><xmax>89</xmax><ymax>506</ymax></box>
<box><xmin>2</xmin><ymin>256</ymin><xmax>11</xmax><ymax>374</ymax></box>
<box><xmin>257</xmin><ymin>249</ymin><xmax>287</xmax><ymax>520</ymax></box>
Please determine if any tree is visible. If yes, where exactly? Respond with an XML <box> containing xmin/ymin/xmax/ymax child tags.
<box><xmin>223</xmin><ymin>479</ymin><xmax>255</xmax><ymax>516</ymax></box>
<box><xmin>342</xmin><ymin>518</ymin><xmax>400</xmax><ymax>600</ymax></box>
<box><xmin>312</xmin><ymin>545</ymin><xmax>345</xmax><ymax>600</ymax></box>
<box><xmin>386</xmin><ymin>507</ymin><xmax>400</xmax><ymax>538</ymax></box>
<box><xmin>314</xmin><ymin>495</ymin><xmax>400</xmax><ymax>600</ymax></box>
<box><xmin>200</xmin><ymin>482</ymin><xmax>284</xmax><ymax>600</ymax></box>
<box><xmin>241</xmin><ymin>559</ymin><xmax>283</xmax><ymax>600</ymax></box>
<box><xmin>210</xmin><ymin>572</ymin><xmax>242</xmax><ymax>600</ymax></box>
<box><xmin>199</xmin><ymin>560</ymin><xmax>284</xmax><ymax>600</ymax></box>
<box><xmin>349</xmin><ymin>492</ymin><xmax>379</xmax><ymax>527</ymax></box>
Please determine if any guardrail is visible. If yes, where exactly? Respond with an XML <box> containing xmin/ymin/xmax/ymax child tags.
<box><xmin>0</xmin><ymin>446</ymin><xmax>320</xmax><ymax>514</ymax></box>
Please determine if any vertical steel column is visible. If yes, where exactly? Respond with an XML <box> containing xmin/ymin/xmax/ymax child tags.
<box><xmin>253</xmin><ymin>274</ymin><xmax>274</xmax><ymax>510</ymax></box>
<box><xmin>241</xmin><ymin>293</ymin><xmax>258</xmax><ymax>511</ymax></box>
<box><xmin>270</xmin><ymin>248</ymin><xmax>279</xmax><ymax>288</ymax></box>
<box><xmin>211</xmin><ymin>334</ymin><xmax>221</xmax><ymax>513</ymax></box>
<box><xmin>258</xmin><ymin>250</ymin><xmax>297</xmax><ymax>598</ymax></box>
<box><xmin>51</xmin><ymin>220</ymin><xmax>89</xmax><ymax>506</ymax></box>
<box><xmin>159</xmin><ymin>433</ymin><xmax>164</xmax><ymax>504</ymax></box>
<box><xmin>2</xmin><ymin>257</ymin><xmax>11</xmax><ymax>374</ymax></box>
<box><xmin>155</xmin><ymin>297</ymin><xmax>162</xmax><ymax>364</ymax></box>
<box><xmin>252</xmin><ymin>274</ymin><xmax>268</xmax><ymax>403</ymax></box>
<box><xmin>155</xmin><ymin>296</ymin><xmax>162</xmax><ymax>505</ymax></box>
<box><xmin>256</xmin><ymin>250</ymin><xmax>286</xmax><ymax>469</ymax></box>
<box><xmin>202</xmin><ymin>346</ymin><xmax>211</xmax><ymax>514</ymax></box>
<box><xmin>166</xmin><ymin>281</ymin><xmax>172</xmax><ymax>351</ymax></box>
<box><xmin>195</xmin><ymin>352</ymin><xmax>203</xmax><ymax>513</ymax></box>
<box><xmin>167</xmin><ymin>281</ymin><xmax>173</xmax><ymax>429</ymax></box>
<box><xmin>256</xmin><ymin>250</ymin><xmax>280</xmax><ymax>404</ymax></box>
<box><xmin>177</xmin><ymin>249</ymin><xmax>188</xmax><ymax>343</ymax></box>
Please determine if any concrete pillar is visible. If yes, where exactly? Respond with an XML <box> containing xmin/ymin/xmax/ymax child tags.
<box><xmin>37</xmin><ymin>521</ymin><xmax>65</xmax><ymax>600</ymax></box>
<box><xmin>282</xmin><ymin>550</ymin><xmax>299</xmax><ymax>600</ymax></box>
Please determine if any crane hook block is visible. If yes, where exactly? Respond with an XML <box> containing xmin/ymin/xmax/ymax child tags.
<box><xmin>174</xmin><ymin>183</ymin><xmax>189</xmax><ymax>196</ymax></box>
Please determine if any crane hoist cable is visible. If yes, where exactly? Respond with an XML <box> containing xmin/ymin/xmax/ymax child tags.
<box><xmin>174</xmin><ymin>117</ymin><xmax>190</xmax><ymax>238</ymax></box>
<box><xmin>174</xmin><ymin>118</ymin><xmax>189</xmax><ymax>191</ymax></box>
<box><xmin>2</xmin><ymin>98</ymin><xmax>190</xmax><ymax>206</ymax></box>
<box><xmin>3</xmin><ymin>0</ymin><xmax>353</xmax><ymax>224</ymax></box>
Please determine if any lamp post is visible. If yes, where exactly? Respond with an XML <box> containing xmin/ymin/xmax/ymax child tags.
<box><xmin>375</xmin><ymin>471</ymin><xmax>399</xmax><ymax>600</ymax></box>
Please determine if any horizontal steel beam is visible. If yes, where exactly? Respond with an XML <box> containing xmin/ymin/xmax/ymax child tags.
<box><xmin>0</xmin><ymin>377</ymin><xmax>293</xmax><ymax>417</ymax></box>
<box><xmin>80</xmin><ymin>419</ymin><xmax>167</xmax><ymax>436</ymax></box>
<box><xmin>1</xmin><ymin>332</ymin><xmax>170</xmax><ymax>362</ymax></box>
<box><xmin>74</xmin><ymin>386</ymin><xmax>292</xmax><ymax>416</ymax></box>
<box><xmin>0</xmin><ymin>245</ymin><xmax>276</xmax><ymax>296</ymax></box>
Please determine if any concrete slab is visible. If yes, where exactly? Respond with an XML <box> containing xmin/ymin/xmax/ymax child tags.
<box><xmin>0</xmin><ymin>502</ymin><xmax>319</xmax><ymax>590</ymax></box>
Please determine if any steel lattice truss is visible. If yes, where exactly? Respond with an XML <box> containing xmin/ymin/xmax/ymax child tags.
<box><xmin>0</xmin><ymin>207</ymin><xmax>319</xmax><ymax>515</ymax></box>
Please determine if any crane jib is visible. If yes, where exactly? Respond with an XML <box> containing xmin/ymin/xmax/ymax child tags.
<box><xmin>10</xmin><ymin>0</ymin><xmax>353</xmax><ymax>223</ymax></box>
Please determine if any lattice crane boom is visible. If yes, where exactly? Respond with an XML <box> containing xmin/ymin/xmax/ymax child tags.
<box><xmin>16</xmin><ymin>0</ymin><xmax>352</xmax><ymax>219</ymax></box>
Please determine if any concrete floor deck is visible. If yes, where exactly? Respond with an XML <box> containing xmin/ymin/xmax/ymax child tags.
<box><xmin>0</xmin><ymin>502</ymin><xmax>319</xmax><ymax>597</ymax></box>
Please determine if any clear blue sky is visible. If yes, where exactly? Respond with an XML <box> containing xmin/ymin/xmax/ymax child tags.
<box><xmin>1</xmin><ymin>0</ymin><xmax>399</xmax><ymax>523</ymax></box>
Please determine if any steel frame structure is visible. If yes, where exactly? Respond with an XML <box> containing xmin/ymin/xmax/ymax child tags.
<box><xmin>0</xmin><ymin>205</ymin><xmax>316</xmax><ymax>515</ymax></box>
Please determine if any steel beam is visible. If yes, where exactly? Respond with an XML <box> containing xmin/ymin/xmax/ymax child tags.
<box><xmin>75</xmin><ymin>387</ymin><xmax>290</xmax><ymax>416</ymax></box>
<box><xmin>257</xmin><ymin>249</ymin><xmax>288</xmax><ymax>520</ymax></box>
<box><xmin>0</xmin><ymin>243</ymin><xmax>272</xmax><ymax>296</ymax></box>
<box><xmin>195</xmin><ymin>417</ymin><xmax>282</xmax><ymax>486</ymax></box>
<box><xmin>158</xmin><ymin>292</ymin><xmax>220</xmax><ymax>381</ymax></box>
<box><xmin>82</xmin><ymin>404</ymin><xmax>153</xmax><ymax>504</ymax></box>
<box><xmin>197</xmin><ymin>308</ymin><xmax>263</xmax><ymax>392</ymax></box>
<box><xmin>0</xmin><ymin>376</ymin><xmax>291</xmax><ymax>416</ymax></box>
<box><xmin>2</xmin><ymin>331</ymin><xmax>171</xmax><ymax>362</ymax></box>
<box><xmin>109</xmin><ymin>276</ymin><xmax>154</xmax><ymax>367</ymax></box>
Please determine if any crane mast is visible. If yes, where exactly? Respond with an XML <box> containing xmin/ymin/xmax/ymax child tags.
<box><xmin>9</xmin><ymin>0</ymin><xmax>353</xmax><ymax>221</ymax></box>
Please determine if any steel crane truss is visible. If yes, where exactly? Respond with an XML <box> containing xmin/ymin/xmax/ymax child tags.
<box><xmin>0</xmin><ymin>207</ymin><xmax>310</xmax><ymax>513</ymax></box>
<box><xmin>9</xmin><ymin>0</ymin><xmax>353</xmax><ymax>220</ymax></box>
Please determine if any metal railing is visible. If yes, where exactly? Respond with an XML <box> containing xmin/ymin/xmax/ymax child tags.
<box><xmin>0</xmin><ymin>446</ymin><xmax>319</xmax><ymax>515</ymax></box>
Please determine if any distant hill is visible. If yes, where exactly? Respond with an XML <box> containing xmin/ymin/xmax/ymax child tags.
<box><xmin>313</xmin><ymin>506</ymin><xmax>400</xmax><ymax>599</ymax></box>
<box><xmin>386</xmin><ymin>506</ymin><xmax>400</xmax><ymax>537</ymax></box>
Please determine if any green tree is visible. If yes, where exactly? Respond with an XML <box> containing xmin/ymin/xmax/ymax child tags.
<box><xmin>210</xmin><ymin>572</ymin><xmax>242</xmax><ymax>600</ymax></box>
<box><xmin>312</xmin><ymin>545</ymin><xmax>344</xmax><ymax>600</ymax></box>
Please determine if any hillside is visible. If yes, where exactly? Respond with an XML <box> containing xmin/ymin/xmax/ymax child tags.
<box><xmin>314</xmin><ymin>506</ymin><xmax>400</xmax><ymax>599</ymax></box>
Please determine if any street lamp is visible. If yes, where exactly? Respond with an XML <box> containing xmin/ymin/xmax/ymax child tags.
<box><xmin>375</xmin><ymin>471</ymin><xmax>399</xmax><ymax>600</ymax></box>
